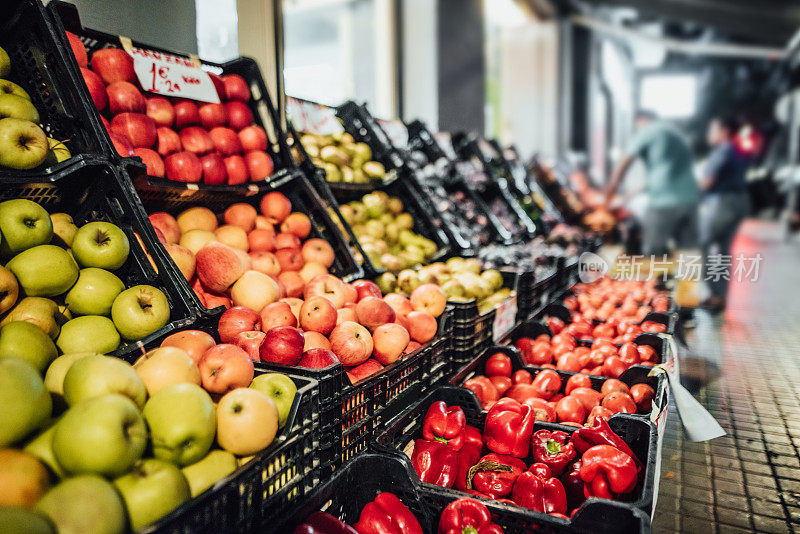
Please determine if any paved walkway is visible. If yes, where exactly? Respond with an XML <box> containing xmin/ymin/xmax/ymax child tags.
<box><xmin>653</xmin><ymin>220</ymin><xmax>800</xmax><ymax>533</ymax></box>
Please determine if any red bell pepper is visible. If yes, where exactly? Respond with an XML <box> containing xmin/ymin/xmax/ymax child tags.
<box><xmin>423</xmin><ymin>401</ymin><xmax>467</xmax><ymax>451</ymax></box>
<box><xmin>571</xmin><ymin>417</ymin><xmax>641</xmax><ymax>470</ymax></box>
<box><xmin>483</xmin><ymin>398</ymin><xmax>535</xmax><ymax>458</ymax></box>
<box><xmin>531</xmin><ymin>429</ymin><xmax>576</xmax><ymax>476</ymax></box>
<box><xmin>354</xmin><ymin>492</ymin><xmax>423</xmax><ymax>534</ymax></box>
<box><xmin>561</xmin><ymin>460</ymin><xmax>585</xmax><ymax>511</ymax></box>
<box><xmin>467</xmin><ymin>453</ymin><xmax>526</xmax><ymax>499</ymax></box>
<box><xmin>454</xmin><ymin>425</ymin><xmax>483</xmax><ymax>491</ymax></box>
<box><xmin>411</xmin><ymin>439</ymin><xmax>458</xmax><ymax>488</ymax></box>
<box><xmin>579</xmin><ymin>445</ymin><xmax>638</xmax><ymax>499</ymax></box>
<box><xmin>438</xmin><ymin>498</ymin><xmax>503</xmax><ymax>534</ymax></box>
<box><xmin>294</xmin><ymin>512</ymin><xmax>359</xmax><ymax>534</ymax></box>
<box><xmin>511</xmin><ymin>463</ymin><xmax>568</xmax><ymax>515</ymax></box>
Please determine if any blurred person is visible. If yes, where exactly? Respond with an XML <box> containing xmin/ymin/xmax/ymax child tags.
<box><xmin>699</xmin><ymin>115</ymin><xmax>751</xmax><ymax>312</ymax></box>
<box><xmin>605</xmin><ymin>110</ymin><xmax>700</xmax><ymax>255</ymax></box>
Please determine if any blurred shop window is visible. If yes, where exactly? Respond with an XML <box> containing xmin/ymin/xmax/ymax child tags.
<box><xmin>639</xmin><ymin>74</ymin><xmax>697</xmax><ymax>118</ymax></box>
<box><xmin>195</xmin><ymin>0</ymin><xmax>239</xmax><ymax>63</ymax></box>
<box><xmin>283</xmin><ymin>0</ymin><xmax>396</xmax><ymax>117</ymax></box>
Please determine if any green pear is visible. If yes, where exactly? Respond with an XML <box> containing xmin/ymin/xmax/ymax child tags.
<box><xmin>0</xmin><ymin>321</ymin><xmax>57</xmax><ymax>373</ymax></box>
<box><xmin>6</xmin><ymin>245</ymin><xmax>79</xmax><ymax>297</ymax></box>
<box><xmin>375</xmin><ymin>272</ymin><xmax>397</xmax><ymax>294</ymax></box>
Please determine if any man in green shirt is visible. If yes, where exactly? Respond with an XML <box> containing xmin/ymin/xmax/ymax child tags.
<box><xmin>606</xmin><ymin>111</ymin><xmax>700</xmax><ymax>255</ymax></box>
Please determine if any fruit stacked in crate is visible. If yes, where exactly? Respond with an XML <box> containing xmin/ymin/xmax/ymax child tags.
<box><xmin>298</xmin><ymin>131</ymin><xmax>387</xmax><ymax>184</ymax></box>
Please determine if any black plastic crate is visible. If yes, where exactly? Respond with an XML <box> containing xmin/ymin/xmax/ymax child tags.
<box><xmin>0</xmin><ymin>0</ymin><xmax>112</xmax><ymax>178</ymax></box>
<box><xmin>0</xmin><ymin>158</ymin><xmax>198</xmax><ymax>361</ymax></box>
<box><xmin>126</xmin><ymin>165</ymin><xmax>363</xmax><ymax>313</ymax></box>
<box><xmin>257</xmin><ymin>306</ymin><xmax>454</xmax><ymax>474</ymax></box>
<box><xmin>49</xmin><ymin>1</ymin><xmax>294</xmax><ymax>191</ymax></box>
<box><xmin>373</xmin><ymin>386</ymin><xmax>659</xmax><ymax>529</ymax></box>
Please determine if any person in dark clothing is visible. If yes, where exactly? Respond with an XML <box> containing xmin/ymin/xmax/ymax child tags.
<box><xmin>699</xmin><ymin>115</ymin><xmax>751</xmax><ymax>312</ymax></box>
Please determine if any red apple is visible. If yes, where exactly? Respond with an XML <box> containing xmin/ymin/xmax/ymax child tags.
<box><xmin>66</xmin><ymin>31</ymin><xmax>87</xmax><ymax>68</ymax></box>
<box><xmin>111</xmin><ymin>113</ymin><xmax>157</xmax><ymax>148</ymax></box>
<box><xmin>225</xmin><ymin>101</ymin><xmax>254</xmax><ymax>130</ymax></box>
<box><xmin>174</xmin><ymin>100</ymin><xmax>201</xmax><ymax>129</ymax></box>
<box><xmin>384</xmin><ymin>293</ymin><xmax>414</xmax><ymax>316</ymax></box>
<box><xmin>336</xmin><ymin>308</ymin><xmax>357</xmax><ymax>325</ymax></box>
<box><xmin>406</xmin><ymin>310</ymin><xmax>438</xmax><ymax>343</ymax></box>
<box><xmin>203</xmin><ymin>290</ymin><xmax>231</xmax><ymax>310</ymax></box>
<box><xmin>352</xmin><ymin>280</ymin><xmax>382</xmax><ymax>302</ymax></box>
<box><xmin>346</xmin><ymin>359</ymin><xmax>383</xmax><ymax>383</ymax></box>
<box><xmin>209</xmin><ymin>127</ymin><xmax>243</xmax><ymax>156</ymax></box>
<box><xmin>410</xmin><ymin>283</ymin><xmax>447</xmax><ymax>318</ymax></box>
<box><xmin>133</xmin><ymin>148</ymin><xmax>164</xmax><ymax>177</ymax></box>
<box><xmin>301</xmin><ymin>239</ymin><xmax>335</xmax><ymax>268</ymax></box>
<box><xmin>91</xmin><ymin>48</ymin><xmax>135</xmax><ymax>84</ymax></box>
<box><xmin>224</xmin><ymin>155</ymin><xmax>248</xmax><ymax>185</ymax></box>
<box><xmin>222</xmin><ymin>74</ymin><xmax>251</xmax><ymax>102</ymax></box>
<box><xmin>80</xmin><ymin>68</ymin><xmax>106</xmax><ymax>111</ymax></box>
<box><xmin>343</xmin><ymin>283</ymin><xmax>358</xmax><ymax>305</ymax></box>
<box><xmin>155</xmin><ymin>127</ymin><xmax>182</xmax><ymax>156</ymax></box>
<box><xmin>199</xmin><ymin>103</ymin><xmax>228</xmax><ymax>129</ymax></box>
<box><xmin>279</xmin><ymin>272</ymin><xmax>305</xmax><ymax>299</ymax></box>
<box><xmin>250</xmin><ymin>251</ymin><xmax>280</xmax><ymax>276</ymax></box>
<box><xmin>299</xmin><ymin>262</ymin><xmax>327</xmax><ymax>283</ymax></box>
<box><xmin>280</xmin><ymin>213</ymin><xmax>311</xmax><ymax>239</ymax></box>
<box><xmin>394</xmin><ymin>312</ymin><xmax>410</xmax><ymax>332</ymax></box>
<box><xmin>302</xmin><ymin>331</ymin><xmax>331</xmax><ymax>352</ymax></box>
<box><xmin>259</xmin><ymin>301</ymin><xmax>297</xmax><ymax>330</ymax></box>
<box><xmin>298</xmin><ymin>348</ymin><xmax>339</xmax><ymax>369</ymax></box>
<box><xmin>218</xmin><ymin>305</ymin><xmax>261</xmax><ymax>343</ymax></box>
<box><xmin>280</xmin><ymin>297</ymin><xmax>303</xmax><ymax>322</ymax></box>
<box><xmin>238</xmin><ymin>125</ymin><xmax>268</xmax><ymax>152</ymax></box>
<box><xmin>224</xmin><ymin>203</ymin><xmax>257</xmax><ymax>231</ymax></box>
<box><xmin>196</xmin><ymin>242</ymin><xmax>246</xmax><ymax>292</ymax></box>
<box><xmin>260</xmin><ymin>192</ymin><xmax>292</xmax><ymax>223</ymax></box>
<box><xmin>299</xmin><ymin>296</ymin><xmax>337</xmax><ymax>335</ymax></box>
<box><xmin>275</xmin><ymin>248</ymin><xmax>304</xmax><ymax>272</ymax></box>
<box><xmin>233</xmin><ymin>330</ymin><xmax>266</xmax><ymax>361</ymax></box>
<box><xmin>329</xmin><ymin>321</ymin><xmax>373</xmax><ymax>366</ymax></box>
<box><xmin>200</xmin><ymin>153</ymin><xmax>227</xmax><ymax>185</ymax></box>
<box><xmin>372</xmin><ymin>323</ymin><xmax>410</xmax><ymax>365</ymax></box>
<box><xmin>160</xmin><ymin>329</ymin><xmax>216</xmax><ymax>364</ymax></box>
<box><xmin>304</xmin><ymin>274</ymin><xmax>346</xmax><ymax>309</ymax></box>
<box><xmin>146</xmin><ymin>97</ymin><xmax>175</xmax><ymax>127</ymax></box>
<box><xmin>109</xmin><ymin>133</ymin><xmax>134</xmax><ymax>156</ymax></box>
<box><xmin>247</xmin><ymin>228</ymin><xmax>276</xmax><ymax>252</ymax></box>
<box><xmin>198</xmin><ymin>343</ymin><xmax>254</xmax><ymax>393</ymax></box>
<box><xmin>275</xmin><ymin>232</ymin><xmax>301</xmax><ymax>250</ymax></box>
<box><xmin>149</xmin><ymin>212</ymin><xmax>181</xmax><ymax>244</ymax></box>
<box><xmin>259</xmin><ymin>326</ymin><xmax>304</xmax><ymax>365</ymax></box>
<box><xmin>356</xmin><ymin>296</ymin><xmax>396</xmax><ymax>332</ymax></box>
<box><xmin>180</xmin><ymin>126</ymin><xmax>215</xmax><ymax>155</ymax></box>
<box><xmin>244</xmin><ymin>151</ymin><xmax>273</xmax><ymax>181</ymax></box>
<box><xmin>164</xmin><ymin>151</ymin><xmax>203</xmax><ymax>182</ymax></box>
<box><xmin>403</xmin><ymin>341</ymin><xmax>422</xmax><ymax>355</ymax></box>
<box><xmin>107</xmin><ymin>81</ymin><xmax>146</xmax><ymax>115</ymax></box>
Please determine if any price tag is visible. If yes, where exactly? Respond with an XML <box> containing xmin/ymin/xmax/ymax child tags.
<box><xmin>492</xmin><ymin>295</ymin><xmax>517</xmax><ymax>342</ymax></box>
<box><xmin>377</xmin><ymin>118</ymin><xmax>408</xmax><ymax>149</ymax></box>
<box><xmin>119</xmin><ymin>37</ymin><xmax>220</xmax><ymax>103</ymax></box>
<box><xmin>286</xmin><ymin>96</ymin><xmax>343</xmax><ymax>135</ymax></box>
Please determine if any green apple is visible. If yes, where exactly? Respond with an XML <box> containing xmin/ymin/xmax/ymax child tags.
<box><xmin>181</xmin><ymin>449</ymin><xmax>237</xmax><ymax>497</ymax></box>
<box><xmin>0</xmin><ymin>359</ymin><xmax>51</xmax><ymax>447</ymax></box>
<box><xmin>71</xmin><ymin>221</ymin><xmax>129</xmax><ymax>270</ymax></box>
<box><xmin>24</xmin><ymin>424</ymin><xmax>65</xmax><ymax>478</ymax></box>
<box><xmin>249</xmin><ymin>373</ymin><xmax>297</xmax><ymax>428</ymax></box>
<box><xmin>0</xmin><ymin>199</ymin><xmax>53</xmax><ymax>257</ymax></box>
<box><xmin>0</xmin><ymin>46</ymin><xmax>10</xmax><ymax>77</ymax></box>
<box><xmin>441</xmin><ymin>279</ymin><xmax>467</xmax><ymax>299</ymax></box>
<box><xmin>348</xmin><ymin>201</ymin><xmax>367</xmax><ymax>224</ymax></box>
<box><xmin>0</xmin><ymin>321</ymin><xmax>57</xmax><ymax>373</ymax></box>
<box><xmin>111</xmin><ymin>285</ymin><xmax>170</xmax><ymax>341</ymax></box>
<box><xmin>0</xmin><ymin>94</ymin><xmax>39</xmax><ymax>122</ymax></box>
<box><xmin>44</xmin><ymin>138</ymin><xmax>71</xmax><ymax>167</ymax></box>
<box><xmin>0</xmin><ymin>118</ymin><xmax>48</xmax><ymax>170</ymax></box>
<box><xmin>480</xmin><ymin>269</ymin><xmax>504</xmax><ymax>291</ymax></box>
<box><xmin>0</xmin><ymin>507</ymin><xmax>55</xmax><ymax>534</ymax></box>
<box><xmin>1</xmin><ymin>297</ymin><xmax>66</xmax><ymax>339</ymax></box>
<box><xmin>375</xmin><ymin>272</ymin><xmax>397</xmax><ymax>294</ymax></box>
<box><xmin>62</xmin><ymin>354</ymin><xmax>146</xmax><ymax>408</ymax></box>
<box><xmin>0</xmin><ymin>79</ymin><xmax>30</xmax><ymax>100</ymax></box>
<box><xmin>6</xmin><ymin>245</ymin><xmax>79</xmax><ymax>297</ymax></box>
<box><xmin>65</xmin><ymin>268</ymin><xmax>125</xmax><ymax>316</ymax></box>
<box><xmin>43</xmin><ymin>352</ymin><xmax>94</xmax><ymax>406</ymax></box>
<box><xmin>113</xmin><ymin>459</ymin><xmax>190</xmax><ymax>531</ymax></box>
<box><xmin>49</xmin><ymin>213</ymin><xmax>78</xmax><ymax>248</ymax></box>
<box><xmin>143</xmin><ymin>383</ymin><xmax>215</xmax><ymax>466</ymax></box>
<box><xmin>35</xmin><ymin>475</ymin><xmax>126</xmax><ymax>534</ymax></box>
<box><xmin>56</xmin><ymin>315</ymin><xmax>120</xmax><ymax>355</ymax></box>
<box><xmin>53</xmin><ymin>393</ymin><xmax>146</xmax><ymax>477</ymax></box>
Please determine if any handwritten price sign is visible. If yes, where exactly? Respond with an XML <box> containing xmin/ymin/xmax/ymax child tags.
<box><xmin>286</xmin><ymin>97</ymin><xmax>343</xmax><ymax>135</ymax></box>
<box><xmin>492</xmin><ymin>295</ymin><xmax>518</xmax><ymax>342</ymax></box>
<box><xmin>119</xmin><ymin>38</ymin><xmax>220</xmax><ymax>103</ymax></box>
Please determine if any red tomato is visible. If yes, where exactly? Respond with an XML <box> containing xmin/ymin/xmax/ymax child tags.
<box><xmin>552</xmin><ymin>343</ymin><xmax>574</xmax><ymax>358</ymax></box>
<box><xmin>531</xmin><ymin>369</ymin><xmax>562</xmax><ymax>400</ymax></box>
<box><xmin>568</xmin><ymin>387</ymin><xmax>602</xmax><ymax>411</ymax></box>
<box><xmin>618</xmin><ymin>343</ymin><xmax>640</xmax><ymax>365</ymax></box>
<box><xmin>586</xmin><ymin>365</ymin><xmax>604</xmax><ymax>376</ymax></box>
<box><xmin>564</xmin><ymin>373</ymin><xmax>592</xmax><ymax>394</ymax></box>
<box><xmin>563</xmin><ymin>296</ymin><xmax>578</xmax><ymax>311</ymax></box>
<box><xmin>600</xmin><ymin>379</ymin><xmax>630</xmax><ymax>396</ymax></box>
<box><xmin>551</xmin><ymin>333</ymin><xmax>576</xmax><ymax>349</ymax></box>
<box><xmin>524</xmin><ymin>397</ymin><xmax>556</xmax><ymax>422</ymax></box>
<box><xmin>630</xmin><ymin>383</ymin><xmax>656</xmax><ymax>412</ymax></box>
<box><xmin>576</xmin><ymin>352</ymin><xmax>591</xmax><ymax>369</ymax></box>
<box><xmin>489</xmin><ymin>375</ymin><xmax>512</xmax><ymax>396</ymax></box>
<box><xmin>512</xmin><ymin>369</ymin><xmax>533</xmax><ymax>385</ymax></box>
<box><xmin>592</xmin><ymin>323</ymin><xmax>616</xmax><ymax>339</ymax></box>
<box><xmin>641</xmin><ymin>321</ymin><xmax>666</xmax><ymax>333</ymax></box>
<box><xmin>557</xmin><ymin>353</ymin><xmax>582</xmax><ymax>372</ymax></box>
<box><xmin>505</xmin><ymin>384</ymin><xmax>543</xmax><ymax>403</ymax></box>
<box><xmin>485</xmin><ymin>352</ymin><xmax>513</xmax><ymax>378</ymax></box>
<box><xmin>550</xmin><ymin>393</ymin><xmax>564</xmax><ymax>404</ymax></box>
<box><xmin>602</xmin><ymin>391</ymin><xmax>637</xmax><ymax>414</ymax></box>
<box><xmin>637</xmin><ymin>345</ymin><xmax>658</xmax><ymax>363</ymax></box>
<box><xmin>625</xmin><ymin>325</ymin><xmax>643</xmax><ymax>336</ymax></box>
<box><xmin>588</xmin><ymin>349</ymin><xmax>607</xmax><ymax>367</ymax></box>
<box><xmin>541</xmin><ymin>363</ymin><xmax>557</xmax><ymax>369</ymax></box>
<box><xmin>574</xmin><ymin>346</ymin><xmax>590</xmax><ymax>357</ymax></box>
<box><xmin>594</xmin><ymin>344</ymin><xmax>618</xmax><ymax>357</ymax></box>
<box><xmin>567</xmin><ymin>322</ymin><xmax>592</xmax><ymax>338</ymax></box>
<box><xmin>464</xmin><ymin>376</ymin><xmax>499</xmax><ymax>404</ymax></box>
<box><xmin>602</xmin><ymin>356</ymin><xmax>628</xmax><ymax>378</ymax></box>
<box><xmin>483</xmin><ymin>400</ymin><xmax>496</xmax><ymax>411</ymax></box>
<box><xmin>529</xmin><ymin>342</ymin><xmax>554</xmax><ymax>365</ymax></box>
<box><xmin>514</xmin><ymin>337</ymin><xmax>534</xmax><ymax>352</ymax></box>
<box><xmin>587</xmin><ymin>405</ymin><xmax>614</xmax><ymax>425</ymax></box>
<box><xmin>546</xmin><ymin>316</ymin><xmax>565</xmax><ymax>335</ymax></box>
<box><xmin>556</xmin><ymin>396</ymin><xmax>586</xmax><ymax>424</ymax></box>
<box><xmin>535</xmin><ymin>334</ymin><xmax>551</xmax><ymax>343</ymax></box>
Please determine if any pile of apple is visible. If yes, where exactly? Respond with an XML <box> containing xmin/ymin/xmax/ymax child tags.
<box><xmin>66</xmin><ymin>32</ymin><xmax>273</xmax><ymax>184</ymax></box>
<box><xmin>148</xmin><ymin>191</ymin><xmax>338</xmax><ymax>310</ymax></box>
<box><xmin>217</xmin><ymin>278</ymin><xmax>448</xmax><ymax>384</ymax></box>
<box><xmin>0</xmin><ymin>198</ymin><xmax>171</xmax><ymax>355</ymax></box>
<box><xmin>375</xmin><ymin>256</ymin><xmax>513</xmax><ymax>314</ymax></box>
<box><xmin>0</xmin><ymin>45</ymin><xmax>72</xmax><ymax>170</ymax></box>
<box><xmin>563</xmin><ymin>278</ymin><xmax>667</xmax><ymax>323</ymax></box>
<box><xmin>0</xmin><ymin>325</ymin><xmax>298</xmax><ymax>533</ymax></box>
<box><xmin>298</xmin><ymin>131</ymin><xmax>386</xmax><ymax>184</ymax></box>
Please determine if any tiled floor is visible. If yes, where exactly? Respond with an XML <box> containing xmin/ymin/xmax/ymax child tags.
<box><xmin>652</xmin><ymin>220</ymin><xmax>800</xmax><ymax>533</ymax></box>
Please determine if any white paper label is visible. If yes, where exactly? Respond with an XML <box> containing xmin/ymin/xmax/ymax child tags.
<box><xmin>286</xmin><ymin>96</ymin><xmax>343</xmax><ymax>135</ymax></box>
<box><xmin>124</xmin><ymin>46</ymin><xmax>220</xmax><ymax>103</ymax></box>
<box><xmin>493</xmin><ymin>295</ymin><xmax>517</xmax><ymax>342</ymax></box>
